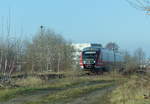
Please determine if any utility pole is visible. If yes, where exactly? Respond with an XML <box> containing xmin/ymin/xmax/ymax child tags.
<box><xmin>112</xmin><ymin>43</ymin><xmax>116</xmax><ymax>80</ymax></box>
<box><xmin>112</xmin><ymin>42</ymin><xmax>116</xmax><ymax>67</ymax></box>
<box><xmin>40</xmin><ymin>25</ymin><xmax>44</xmax><ymax>35</ymax></box>
<box><xmin>40</xmin><ymin>25</ymin><xmax>44</xmax><ymax>72</ymax></box>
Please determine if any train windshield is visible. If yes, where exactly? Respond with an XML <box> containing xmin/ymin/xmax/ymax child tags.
<box><xmin>83</xmin><ymin>51</ymin><xmax>97</xmax><ymax>59</ymax></box>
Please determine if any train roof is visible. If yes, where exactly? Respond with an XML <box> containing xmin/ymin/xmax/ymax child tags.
<box><xmin>83</xmin><ymin>46</ymin><xmax>122</xmax><ymax>54</ymax></box>
<box><xmin>83</xmin><ymin>46</ymin><xmax>101</xmax><ymax>51</ymax></box>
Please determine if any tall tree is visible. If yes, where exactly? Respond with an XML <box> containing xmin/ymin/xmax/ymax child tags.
<box><xmin>105</xmin><ymin>42</ymin><xmax>119</xmax><ymax>51</ymax></box>
<box><xmin>134</xmin><ymin>48</ymin><xmax>146</xmax><ymax>65</ymax></box>
<box><xmin>25</xmin><ymin>28</ymin><xmax>74</xmax><ymax>73</ymax></box>
<box><xmin>123</xmin><ymin>50</ymin><xmax>138</xmax><ymax>73</ymax></box>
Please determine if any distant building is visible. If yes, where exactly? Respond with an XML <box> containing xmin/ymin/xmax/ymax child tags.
<box><xmin>72</xmin><ymin>43</ymin><xmax>90</xmax><ymax>59</ymax></box>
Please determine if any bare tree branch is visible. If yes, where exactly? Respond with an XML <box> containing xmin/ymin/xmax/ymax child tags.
<box><xmin>126</xmin><ymin>0</ymin><xmax>150</xmax><ymax>13</ymax></box>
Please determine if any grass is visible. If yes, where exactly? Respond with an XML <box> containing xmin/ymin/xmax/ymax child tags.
<box><xmin>110</xmin><ymin>75</ymin><xmax>150</xmax><ymax>104</ymax></box>
<box><xmin>2</xmin><ymin>73</ymin><xmax>147</xmax><ymax>104</ymax></box>
<box><xmin>0</xmin><ymin>87</ymin><xmax>40</xmax><ymax>102</ymax></box>
<box><xmin>0</xmin><ymin>76</ymin><xmax>115</xmax><ymax>102</ymax></box>
<box><xmin>24</xmin><ymin>83</ymin><xmax>114</xmax><ymax>104</ymax></box>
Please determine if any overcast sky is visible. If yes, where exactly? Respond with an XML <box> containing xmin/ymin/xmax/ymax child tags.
<box><xmin>0</xmin><ymin>0</ymin><xmax>150</xmax><ymax>56</ymax></box>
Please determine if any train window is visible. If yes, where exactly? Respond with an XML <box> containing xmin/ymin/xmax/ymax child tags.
<box><xmin>83</xmin><ymin>52</ymin><xmax>97</xmax><ymax>59</ymax></box>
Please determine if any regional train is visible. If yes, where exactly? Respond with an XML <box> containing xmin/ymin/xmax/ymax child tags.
<box><xmin>79</xmin><ymin>44</ymin><xmax>124</xmax><ymax>73</ymax></box>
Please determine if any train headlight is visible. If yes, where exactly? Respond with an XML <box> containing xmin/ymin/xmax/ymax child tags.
<box><xmin>80</xmin><ymin>66</ymin><xmax>84</xmax><ymax>69</ymax></box>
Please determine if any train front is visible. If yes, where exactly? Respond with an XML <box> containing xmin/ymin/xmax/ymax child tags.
<box><xmin>80</xmin><ymin>47</ymin><xmax>100</xmax><ymax>71</ymax></box>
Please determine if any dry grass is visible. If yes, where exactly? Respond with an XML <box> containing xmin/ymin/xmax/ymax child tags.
<box><xmin>110</xmin><ymin>75</ymin><xmax>150</xmax><ymax>104</ymax></box>
<box><xmin>15</xmin><ymin>76</ymin><xmax>44</xmax><ymax>87</ymax></box>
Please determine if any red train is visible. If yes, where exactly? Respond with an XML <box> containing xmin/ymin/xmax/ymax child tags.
<box><xmin>79</xmin><ymin>45</ymin><xmax>124</xmax><ymax>73</ymax></box>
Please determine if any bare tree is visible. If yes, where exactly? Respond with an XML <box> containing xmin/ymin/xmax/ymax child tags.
<box><xmin>25</xmin><ymin>27</ymin><xmax>74</xmax><ymax>73</ymax></box>
<box><xmin>0</xmin><ymin>36</ymin><xmax>23</xmax><ymax>82</ymax></box>
<box><xmin>0</xmin><ymin>10</ymin><xmax>25</xmax><ymax>83</ymax></box>
<box><xmin>123</xmin><ymin>51</ymin><xmax>138</xmax><ymax>73</ymax></box>
<box><xmin>134</xmin><ymin>48</ymin><xmax>146</xmax><ymax>66</ymax></box>
<box><xmin>122</xmin><ymin>48</ymin><xmax>146</xmax><ymax>74</ymax></box>
<box><xmin>126</xmin><ymin>0</ymin><xmax>150</xmax><ymax>14</ymax></box>
<box><xmin>105</xmin><ymin>42</ymin><xmax>119</xmax><ymax>51</ymax></box>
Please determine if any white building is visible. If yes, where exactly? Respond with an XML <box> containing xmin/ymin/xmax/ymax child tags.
<box><xmin>72</xmin><ymin>43</ymin><xmax>91</xmax><ymax>60</ymax></box>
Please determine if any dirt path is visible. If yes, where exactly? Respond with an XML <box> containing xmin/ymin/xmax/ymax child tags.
<box><xmin>0</xmin><ymin>80</ymin><xmax>114</xmax><ymax>104</ymax></box>
<box><xmin>67</xmin><ymin>85</ymin><xmax>115</xmax><ymax>104</ymax></box>
<box><xmin>0</xmin><ymin>89</ymin><xmax>59</xmax><ymax>104</ymax></box>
